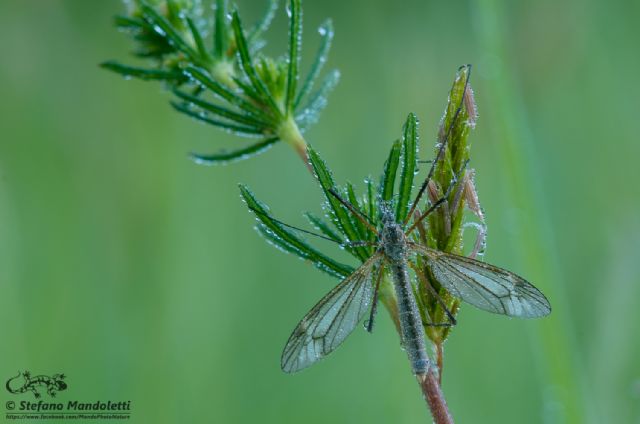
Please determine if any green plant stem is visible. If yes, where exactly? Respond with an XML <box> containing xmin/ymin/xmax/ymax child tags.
<box><xmin>435</xmin><ymin>342</ymin><xmax>444</xmax><ymax>384</ymax></box>
<box><xmin>277</xmin><ymin>116</ymin><xmax>312</xmax><ymax>172</ymax></box>
<box><xmin>475</xmin><ymin>1</ymin><xmax>594</xmax><ymax>422</ymax></box>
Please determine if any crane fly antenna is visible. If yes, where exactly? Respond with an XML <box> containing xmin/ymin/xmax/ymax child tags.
<box><xmin>403</xmin><ymin>64</ymin><xmax>472</xmax><ymax>226</ymax></box>
<box><xmin>328</xmin><ymin>188</ymin><xmax>379</xmax><ymax>236</ymax></box>
<box><xmin>248</xmin><ymin>205</ymin><xmax>377</xmax><ymax>248</ymax></box>
<box><xmin>247</xmin><ymin>205</ymin><xmax>345</xmax><ymax>245</ymax></box>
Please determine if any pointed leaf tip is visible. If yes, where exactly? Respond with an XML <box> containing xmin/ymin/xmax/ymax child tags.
<box><xmin>380</xmin><ymin>139</ymin><xmax>401</xmax><ymax>202</ymax></box>
<box><xmin>396</xmin><ymin>113</ymin><xmax>418</xmax><ymax>222</ymax></box>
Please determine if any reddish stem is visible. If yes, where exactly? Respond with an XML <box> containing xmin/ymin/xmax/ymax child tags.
<box><xmin>417</xmin><ymin>369</ymin><xmax>454</xmax><ymax>424</ymax></box>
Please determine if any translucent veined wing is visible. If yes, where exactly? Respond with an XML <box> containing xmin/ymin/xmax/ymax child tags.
<box><xmin>281</xmin><ymin>253</ymin><xmax>383</xmax><ymax>373</ymax></box>
<box><xmin>410</xmin><ymin>243</ymin><xmax>551</xmax><ymax>318</ymax></box>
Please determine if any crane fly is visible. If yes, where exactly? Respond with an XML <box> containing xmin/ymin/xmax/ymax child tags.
<box><xmin>280</xmin><ymin>194</ymin><xmax>551</xmax><ymax>374</ymax></box>
<box><xmin>279</xmin><ymin>67</ymin><xmax>551</xmax><ymax>374</ymax></box>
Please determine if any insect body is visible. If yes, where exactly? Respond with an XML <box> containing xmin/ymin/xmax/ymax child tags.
<box><xmin>380</xmin><ymin>210</ymin><xmax>430</xmax><ymax>375</ymax></box>
<box><xmin>280</xmin><ymin>202</ymin><xmax>551</xmax><ymax>374</ymax></box>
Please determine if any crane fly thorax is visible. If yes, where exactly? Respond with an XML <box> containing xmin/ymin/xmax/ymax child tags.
<box><xmin>381</xmin><ymin>221</ymin><xmax>407</xmax><ymax>262</ymax></box>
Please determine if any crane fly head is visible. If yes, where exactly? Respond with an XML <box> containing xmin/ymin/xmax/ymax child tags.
<box><xmin>379</xmin><ymin>203</ymin><xmax>396</xmax><ymax>226</ymax></box>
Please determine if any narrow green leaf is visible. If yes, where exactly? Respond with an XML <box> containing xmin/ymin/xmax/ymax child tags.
<box><xmin>191</xmin><ymin>137</ymin><xmax>279</xmax><ymax>165</ymax></box>
<box><xmin>100</xmin><ymin>61</ymin><xmax>184</xmax><ymax>82</ymax></box>
<box><xmin>257</xmin><ymin>224</ymin><xmax>309</xmax><ymax>258</ymax></box>
<box><xmin>171</xmin><ymin>102</ymin><xmax>264</xmax><ymax>136</ymax></box>
<box><xmin>186</xmin><ymin>17</ymin><xmax>209</xmax><ymax>63</ymax></box>
<box><xmin>396</xmin><ymin>113</ymin><xmax>418</xmax><ymax>222</ymax></box>
<box><xmin>165</xmin><ymin>0</ymin><xmax>183</xmax><ymax>24</ymax></box>
<box><xmin>240</xmin><ymin>184</ymin><xmax>353</xmax><ymax>279</ymax></box>
<box><xmin>139</xmin><ymin>1</ymin><xmax>200</xmax><ymax>61</ymax></box>
<box><xmin>133</xmin><ymin>46</ymin><xmax>173</xmax><ymax>58</ymax></box>
<box><xmin>307</xmin><ymin>146</ymin><xmax>369</xmax><ymax>261</ymax></box>
<box><xmin>213</xmin><ymin>0</ymin><xmax>229</xmax><ymax>59</ymax></box>
<box><xmin>296</xmin><ymin>69</ymin><xmax>339</xmax><ymax>128</ymax></box>
<box><xmin>346</xmin><ymin>182</ymin><xmax>377</xmax><ymax>256</ymax></box>
<box><xmin>190</xmin><ymin>83</ymin><xmax>205</xmax><ymax>97</ymax></box>
<box><xmin>346</xmin><ymin>182</ymin><xmax>367</xmax><ymax>240</ymax></box>
<box><xmin>232</xmin><ymin>77</ymin><xmax>263</xmax><ymax>104</ymax></box>
<box><xmin>257</xmin><ymin>226</ymin><xmax>351</xmax><ymax>279</ymax></box>
<box><xmin>294</xmin><ymin>19</ymin><xmax>334</xmax><ymax>109</ymax></box>
<box><xmin>304</xmin><ymin>213</ymin><xmax>343</xmax><ymax>243</ymax></box>
<box><xmin>173</xmin><ymin>89</ymin><xmax>269</xmax><ymax>128</ymax></box>
<box><xmin>366</xmin><ymin>178</ymin><xmax>377</xmax><ymax>243</ymax></box>
<box><xmin>380</xmin><ymin>139</ymin><xmax>401</xmax><ymax>202</ymax></box>
<box><xmin>114</xmin><ymin>15</ymin><xmax>145</xmax><ymax>31</ymax></box>
<box><xmin>184</xmin><ymin>66</ymin><xmax>275</xmax><ymax>124</ymax></box>
<box><xmin>231</xmin><ymin>10</ymin><xmax>283</xmax><ymax>118</ymax></box>
<box><xmin>285</xmin><ymin>0</ymin><xmax>302</xmax><ymax>114</ymax></box>
<box><xmin>247</xmin><ymin>0</ymin><xmax>278</xmax><ymax>44</ymax></box>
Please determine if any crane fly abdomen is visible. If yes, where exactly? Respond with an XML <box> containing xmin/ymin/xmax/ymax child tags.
<box><xmin>379</xmin><ymin>218</ymin><xmax>431</xmax><ymax>375</ymax></box>
<box><xmin>388</xmin><ymin>260</ymin><xmax>430</xmax><ymax>375</ymax></box>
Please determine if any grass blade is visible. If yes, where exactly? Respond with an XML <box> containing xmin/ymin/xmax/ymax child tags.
<box><xmin>285</xmin><ymin>0</ymin><xmax>302</xmax><ymax>114</ymax></box>
<box><xmin>294</xmin><ymin>19</ymin><xmax>334</xmax><ymax>109</ymax></box>
<box><xmin>396</xmin><ymin>113</ymin><xmax>418</xmax><ymax>222</ymax></box>
<box><xmin>191</xmin><ymin>137</ymin><xmax>279</xmax><ymax>165</ymax></box>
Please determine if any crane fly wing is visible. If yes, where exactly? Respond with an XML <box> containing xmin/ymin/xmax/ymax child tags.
<box><xmin>281</xmin><ymin>253</ymin><xmax>383</xmax><ymax>373</ymax></box>
<box><xmin>410</xmin><ymin>244</ymin><xmax>551</xmax><ymax>318</ymax></box>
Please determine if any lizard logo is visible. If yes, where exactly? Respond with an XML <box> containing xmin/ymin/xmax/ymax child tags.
<box><xmin>6</xmin><ymin>371</ymin><xmax>67</xmax><ymax>398</ymax></box>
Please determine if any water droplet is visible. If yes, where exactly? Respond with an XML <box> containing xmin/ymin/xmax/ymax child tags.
<box><xmin>152</xmin><ymin>25</ymin><xmax>166</xmax><ymax>36</ymax></box>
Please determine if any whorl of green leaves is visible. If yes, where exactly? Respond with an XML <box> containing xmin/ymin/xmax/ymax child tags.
<box><xmin>102</xmin><ymin>0</ymin><xmax>339</xmax><ymax>164</ymax></box>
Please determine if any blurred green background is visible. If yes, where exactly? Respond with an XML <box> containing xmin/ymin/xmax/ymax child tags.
<box><xmin>1</xmin><ymin>0</ymin><xmax>639</xmax><ymax>423</ymax></box>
